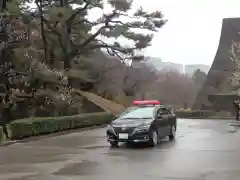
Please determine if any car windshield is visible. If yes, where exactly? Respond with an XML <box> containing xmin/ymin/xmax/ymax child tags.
<box><xmin>120</xmin><ymin>106</ymin><xmax>154</xmax><ymax>119</ymax></box>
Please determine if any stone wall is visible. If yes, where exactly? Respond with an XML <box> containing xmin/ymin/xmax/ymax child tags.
<box><xmin>192</xmin><ymin>18</ymin><xmax>240</xmax><ymax>110</ymax></box>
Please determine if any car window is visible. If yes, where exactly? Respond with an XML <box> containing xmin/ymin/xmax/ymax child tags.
<box><xmin>120</xmin><ymin>107</ymin><xmax>155</xmax><ymax>119</ymax></box>
<box><xmin>156</xmin><ymin>108</ymin><xmax>163</xmax><ymax>116</ymax></box>
<box><xmin>159</xmin><ymin>108</ymin><xmax>171</xmax><ymax>115</ymax></box>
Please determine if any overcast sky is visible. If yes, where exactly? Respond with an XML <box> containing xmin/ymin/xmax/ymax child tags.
<box><xmin>131</xmin><ymin>0</ymin><xmax>240</xmax><ymax>65</ymax></box>
<box><xmin>76</xmin><ymin>0</ymin><xmax>240</xmax><ymax>65</ymax></box>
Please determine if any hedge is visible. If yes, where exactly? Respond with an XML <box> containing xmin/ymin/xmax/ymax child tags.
<box><xmin>175</xmin><ymin>109</ymin><xmax>215</xmax><ymax>118</ymax></box>
<box><xmin>7</xmin><ymin>112</ymin><xmax>114</xmax><ymax>140</ymax></box>
<box><xmin>0</xmin><ymin>127</ymin><xmax>5</xmax><ymax>144</ymax></box>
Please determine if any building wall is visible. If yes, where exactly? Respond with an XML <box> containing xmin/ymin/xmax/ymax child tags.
<box><xmin>145</xmin><ymin>57</ymin><xmax>210</xmax><ymax>75</ymax></box>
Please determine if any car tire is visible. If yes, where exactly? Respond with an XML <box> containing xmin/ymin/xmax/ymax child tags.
<box><xmin>169</xmin><ymin>125</ymin><xmax>176</xmax><ymax>141</ymax></box>
<box><xmin>149</xmin><ymin>130</ymin><xmax>158</xmax><ymax>147</ymax></box>
<box><xmin>110</xmin><ymin>141</ymin><xmax>119</xmax><ymax>147</ymax></box>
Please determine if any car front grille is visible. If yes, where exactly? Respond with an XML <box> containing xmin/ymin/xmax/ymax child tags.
<box><xmin>113</xmin><ymin>127</ymin><xmax>135</xmax><ymax>134</ymax></box>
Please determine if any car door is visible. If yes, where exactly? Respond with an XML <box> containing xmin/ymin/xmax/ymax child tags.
<box><xmin>167</xmin><ymin>108</ymin><xmax>177</xmax><ymax>131</ymax></box>
<box><xmin>155</xmin><ymin>108</ymin><xmax>169</xmax><ymax>138</ymax></box>
<box><xmin>161</xmin><ymin>107</ymin><xmax>173</xmax><ymax>135</ymax></box>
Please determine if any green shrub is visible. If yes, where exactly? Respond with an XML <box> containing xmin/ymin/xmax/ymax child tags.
<box><xmin>0</xmin><ymin>127</ymin><xmax>6</xmax><ymax>144</ymax></box>
<box><xmin>7</xmin><ymin>112</ymin><xmax>114</xmax><ymax>140</ymax></box>
<box><xmin>177</xmin><ymin>108</ymin><xmax>192</xmax><ymax>112</ymax></box>
<box><xmin>175</xmin><ymin>109</ymin><xmax>215</xmax><ymax>118</ymax></box>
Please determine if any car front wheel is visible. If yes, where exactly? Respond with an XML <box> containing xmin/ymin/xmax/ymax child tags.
<box><xmin>149</xmin><ymin>130</ymin><xmax>158</xmax><ymax>147</ymax></box>
<box><xmin>110</xmin><ymin>141</ymin><xmax>119</xmax><ymax>147</ymax></box>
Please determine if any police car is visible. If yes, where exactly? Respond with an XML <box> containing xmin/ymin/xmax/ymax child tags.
<box><xmin>106</xmin><ymin>100</ymin><xmax>177</xmax><ymax>147</ymax></box>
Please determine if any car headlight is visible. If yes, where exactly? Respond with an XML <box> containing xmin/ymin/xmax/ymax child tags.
<box><xmin>107</xmin><ymin>125</ymin><xmax>114</xmax><ymax>131</ymax></box>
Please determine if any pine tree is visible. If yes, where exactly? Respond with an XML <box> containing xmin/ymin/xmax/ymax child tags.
<box><xmin>0</xmin><ymin>0</ymin><xmax>166</xmax><ymax>122</ymax></box>
<box><xmin>32</xmin><ymin>0</ymin><xmax>166</xmax><ymax>67</ymax></box>
<box><xmin>28</xmin><ymin>0</ymin><xmax>166</xmax><ymax>96</ymax></box>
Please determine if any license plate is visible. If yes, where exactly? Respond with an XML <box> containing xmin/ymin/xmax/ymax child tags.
<box><xmin>119</xmin><ymin>133</ymin><xmax>128</xmax><ymax>139</ymax></box>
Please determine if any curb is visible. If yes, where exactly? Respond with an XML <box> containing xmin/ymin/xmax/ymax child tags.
<box><xmin>0</xmin><ymin>124</ymin><xmax>107</xmax><ymax>147</ymax></box>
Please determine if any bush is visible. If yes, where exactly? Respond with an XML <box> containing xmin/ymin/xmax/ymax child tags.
<box><xmin>176</xmin><ymin>109</ymin><xmax>215</xmax><ymax>118</ymax></box>
<box><xmin>7</xmin><ymin>112</ymin><xmax>114</xmax><ymax>140</ymax></box>
<box><xmin>177</xmin><ymin>108</ymin><xmax>192</xmax><ymax>112</ymax></box>
<box><xmin>0</xmin><ymin>127</ymin><xmax>6</xmax><ymax>144</ymax></box>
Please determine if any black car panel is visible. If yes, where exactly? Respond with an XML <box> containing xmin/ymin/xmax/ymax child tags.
<box><xmin>155</xmin><ymin>108</ymin><xmax>169</xmax><ymax>138</ymax></box>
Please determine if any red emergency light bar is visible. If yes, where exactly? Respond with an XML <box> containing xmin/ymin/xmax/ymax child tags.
<box><xmin>132</xmin><ymin>100</ymin><xmax>160</xmax><ymax>106</ymax></box>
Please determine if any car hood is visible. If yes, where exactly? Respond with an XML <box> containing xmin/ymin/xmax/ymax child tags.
<box><xmin>111</xmin><ymin>118</ymin><xmax>153</xmax><ymax>128</ymax></box>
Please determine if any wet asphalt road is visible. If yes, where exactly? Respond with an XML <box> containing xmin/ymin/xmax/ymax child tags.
<box><xmin>1</xmin><ymin>119</ymin><xmax>240</xmax><ymax>180</ymax></box>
